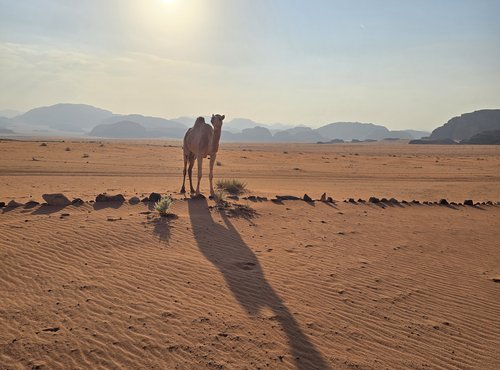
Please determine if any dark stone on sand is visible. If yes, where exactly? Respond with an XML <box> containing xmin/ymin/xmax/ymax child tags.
<box><xmin>412</xmin><ymin>200</ymin><xmax>420</xmax><ymax>204</ymax></box>
<box><xmin>486</xmin><ymin>201</ymin><xmax>493</xmax><ymax>205</ymax></box>
<box><xmin>380</xmin><ymin>198</ymin><xmax>389</xmax><ymax>203</ymax></box>
<box><xmin>246</xmin><ymin>195</ymin><xmax>257</xmax><ymax>201</ymax></box>
<box><xmin>369</xmin><ymin>197</ymin><xmax>380</xmax><ymax>203</ymax></box>
<box><xmin>389</xmin><ymin>198</ymin><xmax>399</xmax><ymax>204</ymax></box>
<box><xmin>129</xmin><ymin>196</ymin><xmax>140</xmax><ymax>205</ymax></box>
<box><xmin>149</xmin><ymin>192</ymin><xmax>161</xmax><ymax>203</ymax></box>
<box><xmin>276</xmin><ymin>195</ymin><xmax>301</xmax><ymax>201</ymax></box>
<box><xmin>72</xmin><ymin>198</ymin><xmax>84</xmax><ymax>205</ymax></box>
<box><xmin>141</xmin><ymin>197</ymin><xmax>149</xmax><ymax>202</ymax></box>
<box><xmin>348</xmin><ymin>198</ymin><xmax>356</xmax><ymax>203</ymax></box>
<box><xmin>358</xmin><ymin>198</ymin><xmax>366</xmax><ymax>203</ymax></box>
<box><xmin>439</xmin><ymin>199</ymin><xmax>449</xmax><ymax>205</ymax></box>
<box><xmin>24</xmin><ymin>200</ymin><xmax>40</xmax><ymax>208</ymax></box>
<box><xmin>0</xmin><ymin>202</ymin><xmax>5</xmax><ymax>208</ymax></box>
<box><xmin>303</xmin><ymin>194</ymin><xmax>313</xmax><ymax>202</ymax></box>
<box><xmin>423</xmin><ymin>201</ymin><xmax>430</xmax><ymax>205</ymax></box>
<box><xmin>42</xmin><ymin>193</ymin><xmax>71</xmax><ymax>206</ymax></box>
<box><xmin>42</xmin><ymin>327</ymin><xmax>60</xmax><ymax>332</ymax></box>
<box><xmin>95</xmin><ymin>193</ymin><xmax>125</xmax><ymax>202</ymax></box>
<box><xmin>402</xmin><ymin>200</ymin><xmax>408</xmax><ymax>204</ymax></box>
<box><xmin>228</xmin><ymin>195</ymin><xmax>239</xmax><ymax>200</ymax></box>
<box><xmin>327</xmin><ymin>197</ymin><xmax>334</xmax><ymax>203</ymax></box>
<box><xmin>7</xmin><ymin>200</ymin><xmax>23</xmax><ymax>208</ymax></box>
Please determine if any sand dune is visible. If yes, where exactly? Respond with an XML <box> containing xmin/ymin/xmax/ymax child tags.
<box><xmin>1</xmin><ymin>140</ymin><xmax>499</xmax><ymax>369</ymax></box>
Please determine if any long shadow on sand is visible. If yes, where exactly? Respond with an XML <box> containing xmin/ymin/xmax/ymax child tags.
<box><xmin>188</xmin><ymin>198</ymin><xmax>329</xmax><ymax>370</ymax></box>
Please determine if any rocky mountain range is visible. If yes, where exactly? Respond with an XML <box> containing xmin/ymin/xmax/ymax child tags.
<box><xmin>429</xmin><ymin>109</ymin><xmax>500</xmax><ymax>141</ymax></box>
<box><xmin>4</xmin><ymin>103</ymin><xmax>499</xmax><ymax>144</ymax></box>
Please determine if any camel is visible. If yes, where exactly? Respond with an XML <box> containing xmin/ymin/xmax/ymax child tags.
<box><xmin>180</xmin><ymin>114</ymin><xmax>225</xmax><ymax>196</ymax></box>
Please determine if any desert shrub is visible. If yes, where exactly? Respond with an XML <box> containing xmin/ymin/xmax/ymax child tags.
<box><xmin>212</xmin><ymin>189</ymin><xmax>226</xmax><ymax>204</ymax></box>
<box><xmin>40</xmin><ymin>142</ymin><xmax>47</xmax><ymax>147</ymax></box>
<box><xmin>155</xmin><ymin>196</ymin><xmax>174</xmax><ymax>216</ymax></box>
<box><xmin>216</xmin><ymin>179</ymin><xmax>247</xmax><ymax>195</ymax></box>
<box><xmin>216</xmin><ymin>161</ymin><xmax>222</xmax><ymax>166</ymax></box>
<box><xmin>65</xmin><ymin>147</ymin><xmax>71</xmax><ymax>151</ymax></box>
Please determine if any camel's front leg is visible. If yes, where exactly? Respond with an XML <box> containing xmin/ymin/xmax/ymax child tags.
<box><xmin>188</xmin><ymin>154</ymin><xmax>195</xmax><ymax>193</ymax></box>
<box><xmin>195</xmin><ymin>156</ymin><xmax>203</xmax><ymax>195</ymax></box>
<box><xmin>209</xmin><ymin>154</ymin><xmax>216</xmax><ymax>196</ymax></box>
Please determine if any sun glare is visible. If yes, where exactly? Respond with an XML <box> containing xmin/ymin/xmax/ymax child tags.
<box><xmin>162</xmin><ymin>0</ymin><xmax>175</xmax><ymax>4</ymax></box>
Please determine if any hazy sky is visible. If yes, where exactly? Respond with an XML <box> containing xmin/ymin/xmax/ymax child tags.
<box><xmin>1</xmin><ymin>0</ymin><xmax>499</xmax><ymax>130</ymax></box>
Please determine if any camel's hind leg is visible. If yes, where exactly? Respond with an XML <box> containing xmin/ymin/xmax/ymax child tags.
<box><xmin>180</xmin><ymin>151</ymin><xmax>189</xmax><ymax>193</ymax></box>
<box><xmin>188</xmin><ymin>153</ymin><xmax>196</xmax><ymax>193</ymax></box>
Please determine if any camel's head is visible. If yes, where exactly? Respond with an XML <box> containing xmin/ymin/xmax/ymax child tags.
<box><xmin>210</xmin><ymin>114</ymin><xmax>225</xmax><ymax>130</ymax></box>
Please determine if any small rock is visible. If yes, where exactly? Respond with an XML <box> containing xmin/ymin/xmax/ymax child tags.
<box><xmin>42</xmin><ymin>327</ymin><xmax>60</xmax><ymax>332</ymax></box>
<box><xmin>464</xmin><ymin>199</ymin><xmax>473</xmax><ymax>206</ymax></box>
<box><xmin>141</xmin><ymin>197</ymin><xmax>149</xmax><ymax>202</ymax></box>
<box><xmin>412</xmin><ymin>200</ymin><xmax>420</xmax><ymax>204</ymax></box>
<box><xmin>303</xmin><ymin>194</ymin><xmax>313</xmax><ymax>202</ymax></box>
<box><xmin>128</xmin><ymin>196</ymin><xmax>140</xmax><ymax>205</ymax></box>
<box><xmin>276</xmin><ymin>195</ymin><xmax>300</xmax><ymax>201</ymax></box>
<box><xmin>95</xmin><ymin>193</ymin><xmax>125</xmax><ymax>202</ymax></box>
<box><xmin>348</xmin><ymin>198</ymin><xmax>356</xmax><ymax>203</ymax></box>
<box><xmin>357</xmin><ymin>198</ymin><xmax>366</xmax><ymax>203</ymax></box>
<box><xmin>149</xmin><ymin>192</ymin><xmax>161</xmax><ymax>203</ymax></box>
<box><xmin>7</xmin><ymin>200</ymin><xmax>23</xmax><ymax>208</ymax></box>
<box><xmin>326</xmin><ymin>197</ymin><xmax>334</xmax><ymax>203</ymax></box>
<box><xmin>227</xmin><ymin>195</ymin><xmax>239</xmax><ymax>200</ymax></box>
<box><xmin>389</xmin><ymin>198</ymin><xmax>399</xmax><ymax>204</ymax></box>
<box><xmin>72</xmin><ymin>198</ymin><xmax>84</xmax><ymax>205</ymax></box>
<box><xmin>42</xmin><ymin>193</ymin><xmax>71</xmax><ymax>206</ymax></box>
<box><xmin>107</xmin><ymin>217</ymin><xmax>121</xmax><ymax>221</ymax></box>
<box><xmin>439</xmin><ymin>199</ymin><xmax>449</xmax><ymax>205</ymax></box>
<box><xmin>0</xmin><ymin>201</ymin><xmax>5</xmax><ymax>208</ymax></box>
<box><xmin>380</xmin><ymin>198</ymin><xmax>389</xmax><ymax>203</ymax></box>
<box><xmin>24</xmin><ymin>200</ymin><xmax>40</xmax><ymax>208</ymax></box>
<box><xmin>369</xmin><ymin>197</ymin><xmax>380</xmax><ymax>203</ymax></box>
<box><xmin>320</xmin><ymin>193</ymin><xmax>327</xmax><ymax>201</ymax></box>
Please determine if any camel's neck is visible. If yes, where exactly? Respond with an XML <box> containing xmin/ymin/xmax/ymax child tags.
<box><xmin>211</xmin><ymin>128</ymin><xmax>222</xmax><ymax>153</ymax></box>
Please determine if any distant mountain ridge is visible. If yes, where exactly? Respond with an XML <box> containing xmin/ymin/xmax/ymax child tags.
<box><xmin>430</xmin><ymin>109</ymin><xmax>500</xmax><ymax>141</ymax></box>
<box><xmin>0</xmin><ymin>102</ymin><xmax>434</xmax><ymax>141</ymax></box>
<box><xmin>13</xmin><ymin>103</ymin><xmax>115</xmax><ymax>132</ymax></box>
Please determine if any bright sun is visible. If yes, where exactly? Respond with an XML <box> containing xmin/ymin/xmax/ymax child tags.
<box><xmin>162</xmin><ymin>0</ymin><xmax>175</xmax><ymax>4</ymax></box>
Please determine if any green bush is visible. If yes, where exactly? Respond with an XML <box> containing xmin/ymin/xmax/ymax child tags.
<box><xmin>155</xmin><ymin>196</ymin><xmax>174</xmax><ymax>216</ymax></box>
<box><xmin>216</xmin><ymin>179</ymin><xmax>247</xmax><ymax>195</ymax></box>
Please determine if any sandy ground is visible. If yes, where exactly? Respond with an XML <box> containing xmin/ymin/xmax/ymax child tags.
<box><xmin>1</xmin><ymin>139</ymin><xmax>500</xmax><ymax>369</ymax></box>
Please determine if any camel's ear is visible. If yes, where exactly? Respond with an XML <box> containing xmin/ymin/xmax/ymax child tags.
<box><xmin>221</xmin><ymin>115</ymin><xmax>225</xmax><ymax>120</ymax></box>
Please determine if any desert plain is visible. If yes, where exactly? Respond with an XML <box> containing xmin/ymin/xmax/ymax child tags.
<box><xmin>1</xmin><ymin>139</ymin><xmax>499</xmax><ymax>369</ymax></box>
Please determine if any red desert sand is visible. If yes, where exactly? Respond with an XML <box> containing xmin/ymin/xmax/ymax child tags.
<box><xmin>1</xmin><ymin>140</ymin><xmax>499</xmax><ymax>369</ymax></box>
